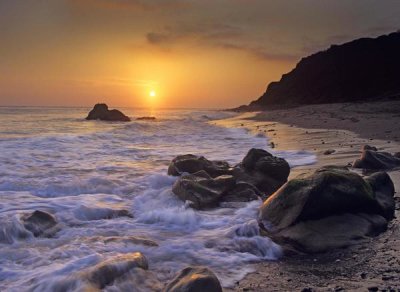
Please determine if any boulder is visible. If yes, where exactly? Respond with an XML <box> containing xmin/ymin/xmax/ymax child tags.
<box><xmin>172</xmin><ymin>172</ymin><xmax>236</xmax><ymax>209</ymax></box>
<box><xmin>164</xmin><ymin>267</ymin><xmax>223</xmax><ymax>292</ymax></box>
<box><xmin>365</xmin><ymin>172</ymin><xmax>396</xmax><ymax>220</ymax></box>
<box><xmin>21</xmin><ymin>210</ymin><xmax>58</xmax><ymax>237</ymax></box>
<box><xmin>168</xmin><ymin>154</ymin><xmax>231</xmax><ymax>177</ymax></box>
<box><xmin>168</xmin><ymin>149</ymin><xmax>291</xmax><ymax>208</ymax></box>
<box><xmin>259</xmin><ymin>167</ymin><xmax>395</xmax><ymax>253</ymax></box>
<box><xmin>86</xmin><ymin>103</ymin><xmax>130</xmax><ymax>122</ymax></box>
<box><xmin>83</xmin><ymin>252</ymin><xmax>148</xmax><ymax>289</ymax></box>
<box><xmin>352</xmin><ymin>145</ymin><xmax>400</xmax><ymax>170</ymax></box>
<box><xmin>233</xmin><ymin>148</ymin><xmax>290</xmax><ymax>196</ymax></box>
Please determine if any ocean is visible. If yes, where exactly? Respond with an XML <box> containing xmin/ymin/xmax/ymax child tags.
<box><xmin>0</xmin><ymin>107</ymin><xmax>316</xmax><ymax>291</ymax></box>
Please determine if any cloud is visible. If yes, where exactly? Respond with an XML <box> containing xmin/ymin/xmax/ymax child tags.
<box><xmin>146</xmin><ymin>23</ymin><xmax>297</xmax><ymax>62</ymax></box>
<box><xmin>146</xmin><ymin>23</ymin><xmax>242</xmax><ymax>45</ymax></box>
<box><xmin>68</xmin><ymin>0</ymin><xmax>188</xmax><ymax>12</ymax></box>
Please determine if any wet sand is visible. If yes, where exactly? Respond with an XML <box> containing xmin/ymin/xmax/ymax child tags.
<box><xmin>216</xmin><ymin>100</ymin><xmax>400</xmax><ymax>291</ymax></box>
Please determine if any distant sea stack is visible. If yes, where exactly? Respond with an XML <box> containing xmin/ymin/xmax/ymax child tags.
<box><xmin>245</xmin><ymin>32</ymin><xmax>400</xmax><ymax>109</ymax></box>
<box><xmin>86</xmin><ymin>103</ymin><xmax>131</xmax><ymax>122</ymax></box>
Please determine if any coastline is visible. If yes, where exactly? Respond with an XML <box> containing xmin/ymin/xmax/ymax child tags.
<box><xmin>215</xmin><ymin>100</ymin><xmax>400</xmax><ymax>291</ymax></box>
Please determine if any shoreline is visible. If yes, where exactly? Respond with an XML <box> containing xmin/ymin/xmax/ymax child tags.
<box><xmin>215</xmin><ymin>100</ymin><xmax>400</xmax><ymax>291</ymax></box>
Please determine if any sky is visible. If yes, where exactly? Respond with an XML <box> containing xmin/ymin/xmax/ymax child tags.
<box><xmin>0</xmin><ymin>0</ymin><xmax>399</xmax><ymax>108</ymax></box>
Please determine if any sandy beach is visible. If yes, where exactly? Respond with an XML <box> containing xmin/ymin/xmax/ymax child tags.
<box><xmin>216</xmin><ymin>100</ymin><xmax>400</xmax><ymax>291</ymax></box>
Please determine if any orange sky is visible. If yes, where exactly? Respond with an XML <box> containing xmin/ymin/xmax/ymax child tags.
<box><xmin>0</xmin><ymin>0</ymin><xmax>399</xmax><ymax>108</ymax></box>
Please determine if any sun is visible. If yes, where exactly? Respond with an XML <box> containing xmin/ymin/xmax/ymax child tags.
<box><xmin>149</xmin><ymin>90</ymin><xmax>156</xmax><ymax>97</ymax></box>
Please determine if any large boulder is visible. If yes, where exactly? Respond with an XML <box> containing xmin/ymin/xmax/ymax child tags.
<box><xmin>164</xmin><ymin>267</ymin><xmax>223</xmax><ymax>292</ymax></box>
<box><xmin>352</xmin><ymin>145</ymin><xmax>400</xmax><ymax>170</ymax></box>
<box><xmin>259</xmin><ymin>167</ymin><xmax>395</xmax><ymax>253</ymax></box>
<box><xmin>20</xmin><ymin>210</ymin><xmax>59</xmax><ymax>237</ymax></box>
<box><xmin>168</xmin><ymin>149</ymin><xmax>290</xmax><ymax>207</ymax></box>
<box><xmin>168</xmin><ymin>154</ymin><xmax>231</xmax><ymax>177</ymax></box>
<box><xmin>86</xmin><ymin>103</ymin><xmax>131</xmax><ymax>122</ymax></box>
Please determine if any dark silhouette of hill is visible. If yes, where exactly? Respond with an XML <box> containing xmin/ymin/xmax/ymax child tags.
<box><xmin>244</xmin><ymin>32</ymin><xmax>400</xmax><ymax>109</ymax></box>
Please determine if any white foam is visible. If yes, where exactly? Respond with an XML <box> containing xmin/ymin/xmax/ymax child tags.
<box><xmin>0</xmin><ymin>108</ymin><xmax>315</xmax><ymax>290</ymax></box>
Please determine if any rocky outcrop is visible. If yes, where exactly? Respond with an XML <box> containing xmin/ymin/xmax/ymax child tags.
<box><xmin>136</xmin><ymin>116</ymin><xmax>156</xmax><ymax>121</ymax></box>
<box><xmin>352</xmin><ymin>145</ymin><xmax>400</xmax><ymax>170</ymax></box>
<box><xmin>245</xmin><ymin>32</ymin><xmax>400</xmax><ymax>109</ymax></box>
<box><xmin>259</xmin><ymin>166</ymin><xmax>395</xmax><ymax>253</ymax></box>
<box><xmin>165</xmin><ymin>267</ymin><xmax>223</xmax><ymax>292</ymax></box>
<box><xmin>21</xmin><ymin>210</ymin><xmax>59</xmax><ymax>237</ymax></box>
<box><xmin>86</xmin><ymin>103</ymin><xmax>131</xmax><ymax>122</ymax></box>
<box><xmin>169</xmin><ymin>149</ymin><xmax>290</xmax><ymax>209</ymax></box>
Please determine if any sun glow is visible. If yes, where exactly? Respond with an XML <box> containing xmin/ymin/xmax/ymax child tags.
<box><xmin>149</xmin><ymin>90</ymin><xmax>156</xmax><ymax>97</ymax></box>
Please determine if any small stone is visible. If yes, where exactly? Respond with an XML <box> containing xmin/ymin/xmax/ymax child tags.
<box><xmin>361</xmin><ymin>272</ymin><xmax>367</xmax><ymax>279</ymax></box>
<box><xmin>368</xmin><ymin>286</ymin><xmax>378</xmax><ymax>292</ymax></box>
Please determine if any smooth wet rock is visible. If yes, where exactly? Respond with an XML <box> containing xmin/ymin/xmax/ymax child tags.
<box><xmin>220</xmin><ymin>182</ymin><xmax>261</xmax><ymax>203</ymax></box>
<box><xmin>86</xmin><ymin>103</ymin><xmax>130</xmax><ymax>122</ymax></box>
<box><xmin>275</xmin><ymin>213</ymin><xmax>387</xmax><ymax>253</ymax></box>
<box><xmin>168</xmin><ymin>154</ymin><xmax>231</xmax><ymax>177</ymax></box>
<box><xmin>235</xmin><ymin>148</ymin><xmax>290</xmax><ymax>196</ymax></box>
<box><xmin>365</xmin><ymin>172</ymin><xmax>396</xmax><ymax>219</ymax></box>
<box><xmin>352</xmin><ymin>145</ymin><xmax>400</xmax><ymax>170</ymax></box>
<box><xmin>172</xmin><ymin>172</ymin><xmax>236</xmax><ymax>209</ymax></box>
<box><xmin>164</xmin><ymin>266</ymin><xmax>223</xmax><ymax>292</ymax></box>
<box><xmin>21</xmin><ymin>210</ymin><xmax>58</xmax><ymax>237</ymax></box>
<box><xmin>259</xmin><ymin>167</ymin><xmax>395</xmax><ymax>253</ymax></box>
<box><xmin>83</xmin><ymin>252</ymin><xmax>148</xmax><ymax>289</ymax></box>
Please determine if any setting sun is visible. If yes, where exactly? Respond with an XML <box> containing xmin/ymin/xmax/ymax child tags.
<box><xmin>149</xmin><ymin>90</ymin><xmax>156</xmax><ymax>97</ymax></box>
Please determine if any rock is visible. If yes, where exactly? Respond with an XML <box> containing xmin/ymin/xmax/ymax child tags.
<box><xmin>323</xmin><ymin>149</ymin><xmax>336</xmax><ymax>155</ymax></box>
<box><xmin>394</xmin><ymin>152</ymin><xmax>400</xmax><ymax>158</ymax></box>
<box><xmin>352</xmin><ymin>146</ymin><xmax>400</xmax><ymax>170</ymax></box>
<box><xmin>172</xmin><ymin>172</ymin><xmax>236</xmax><ymax>209</ymax></box>
<box><xmin>274</xmin><ymin>213</ymin><xmax>387</xmax><ymax>253</ymax></box>
<box><xmin>243</xmin><ymin>32</ymin><xmax>400</xmax><ymax>109</ymax></box>
<box><xmin>136</xmin><ymin>116</ymin><xmax>156</xmax><ymax>121</ymax></box>
<box><xmin>363</xmin><ymin>145</ymin><xmax>378</xmax><ymax>151</ymax></box>
<box><xmin>259</xmin><ymin>167</ymin><xmax>395</xmax><ymax>253</ymax></box>
<box><xmin>164</xmin><ymin>267</ymin><xmax>222</xmax><ymax>292</ymax></box>
<box><xmin>21</xmin><ymin>210</ymin><xmax>58</xmax><ymax>237</ymax></box>
<box><xmin>365</xmin><ymin>172</ymin><xmax>396</xmax><ymax>219</ymax></box>
<box><xmin>34</xmin><ymin>252</ymin><xmax>150</xmax><ymax>291</ymax></box>
<box><xmin>83</xmin><ymin>252</ymin><xmax>148</xmax><ymax>289</ymax></box>
<box><xmin>168</xmin><ymin>154</ymin><xmax>231</xmax><ymax>178</ymax></box>
<box><xmin>86</xmin><ymin>103</ymin><xmax>130</xmax><ymax>122</ymax></box>
<box><xmin>235</xmin><ymin>148</ymin><xmax>290</xmax><ymax>196</ymax></box>
<box><xmin>220</xmin><ymin>182</ymin><xmax>261</xmax><ymax>203</ymax></box>
<box><xmin>169</xmin><ymin>149</ymin><xmax>290</xmax><ymax>207</ymax></box>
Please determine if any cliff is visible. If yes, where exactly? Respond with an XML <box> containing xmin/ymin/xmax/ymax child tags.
<box><xmin>247</xmin><ymin>32</ymin><xmax>400</xmax><ymax>108</ymax></box>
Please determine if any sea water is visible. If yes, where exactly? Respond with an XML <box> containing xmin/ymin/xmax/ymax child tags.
<box><xmin>0</xmin><ymin>107</ymin><xmax>316</xmax><ymax>291</ymax></box>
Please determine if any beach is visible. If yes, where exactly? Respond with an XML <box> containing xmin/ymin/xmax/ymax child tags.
<box><xmin>216</xmin><ymin>100</ymin><xmax>400</xmax><ymax>291</ymax></box>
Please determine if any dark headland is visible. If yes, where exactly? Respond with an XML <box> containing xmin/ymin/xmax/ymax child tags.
<box><xmin>236</xmin><ymin>32</ymin><xmax>400</xmax><ymax>111</ymax></box>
